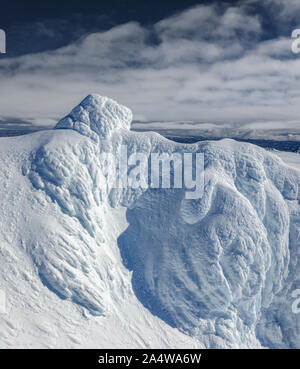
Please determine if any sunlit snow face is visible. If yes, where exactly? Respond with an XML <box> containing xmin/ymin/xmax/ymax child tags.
<box><xmin>26</xmin><ymin>93</ymin><xmax>292</xmax><ymax>342</ymax></box>
<box><xmin>27</xmin><ymin>121</ymin><xmax>290</xmax><ymax>339</ymax></box>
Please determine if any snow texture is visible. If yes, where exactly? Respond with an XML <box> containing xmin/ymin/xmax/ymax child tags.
<box><xmin>0</xmin><ymin>94</ymin><xmax>300</xmax><ymax>348</ymax></box>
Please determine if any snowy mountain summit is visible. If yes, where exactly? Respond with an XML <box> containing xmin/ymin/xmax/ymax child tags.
<box><xmin>56</xmin><ymin>94</ymin><xmax>132</xmax><ymax>140</ymax></box>
<box><xmin>0</xmin><ymin>94</ymin><xmax>300</xmax><ymax>348</ymax></box>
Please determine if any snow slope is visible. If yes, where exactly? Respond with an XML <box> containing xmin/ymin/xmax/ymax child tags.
<box><xmin>0</xmin><ymin>94</ymin><xmax>300</xmax><ymax>348</ymax></box>
<box><xmin>274</xmin><ymin>151</ymin><xmax>300</xmax><ymax>171</ymax></box>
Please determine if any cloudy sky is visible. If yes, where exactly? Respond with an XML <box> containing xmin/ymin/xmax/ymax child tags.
<box><xmin>0</xmin><ymin>0</ymin><xmax>300</xmax><ymax>132</ymax></box>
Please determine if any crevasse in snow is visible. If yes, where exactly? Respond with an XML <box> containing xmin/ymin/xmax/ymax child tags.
<box><xmin>11</xmin><ymin>94</ymin><xmax>300</xmax><ymax>347</ymax></box>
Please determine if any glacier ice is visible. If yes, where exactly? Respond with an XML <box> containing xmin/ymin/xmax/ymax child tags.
<box><xmin>0</xmin><ymin>94</ymin><xmax>300</xmax><ymax>348</ymax></box>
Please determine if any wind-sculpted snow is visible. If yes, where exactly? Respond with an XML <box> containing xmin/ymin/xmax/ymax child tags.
<box><xmin>20</xmin><ymin>94</ymin><xmax>300</xmax><ymax>347</ymax></box>
<box><xmin>55</xmin><ymin>94</ymin><xmax>132</xmax><ymax>141</ymax></box>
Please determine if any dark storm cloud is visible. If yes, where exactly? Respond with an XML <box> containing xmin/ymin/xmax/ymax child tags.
<box><xmin>0</xmin><ymin>0</ymin><xmax>212</xmax><ymax>57</ymax></box>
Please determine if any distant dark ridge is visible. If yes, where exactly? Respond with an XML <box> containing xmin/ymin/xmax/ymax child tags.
<box><xmin>1</xmin><ymin>128</ymin><xmax>299</xmax><ymax>154</ymax></box>
<box><xmin>0</xmin><ymin>128</ymin><xmax>50</xmax><ymax>137</ymax></box>
<box><xmin>166</xmin><ymin>136</ymin><xmax>300</xmax><ymax>153</ymax></box>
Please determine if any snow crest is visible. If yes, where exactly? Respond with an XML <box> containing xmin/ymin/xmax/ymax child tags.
<box><xmin>24</xmin><ymin>94</ymin><xmax>300</xmax><ymax>348</ymax></box>
<box><xmin>55</xmin><ymin>94</ymin><xmax>132</xmax><ymax>141</ymax></box>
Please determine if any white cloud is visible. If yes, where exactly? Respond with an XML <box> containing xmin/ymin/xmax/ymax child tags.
<box><xmin>0</xmin><ymin>2</ymin><xmax>299</xmax><ymax>130</ymax></box>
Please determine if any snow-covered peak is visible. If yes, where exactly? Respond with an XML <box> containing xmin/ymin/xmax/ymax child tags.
<box><xmin>55</xmin><ymin>94</ymin><xmax>132</xmax><ymax>141</ymax></box>
<box><xmin>1</xmin><ymin>95</ymin><xmax>300</xmax><ymax>348</ymax></box>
